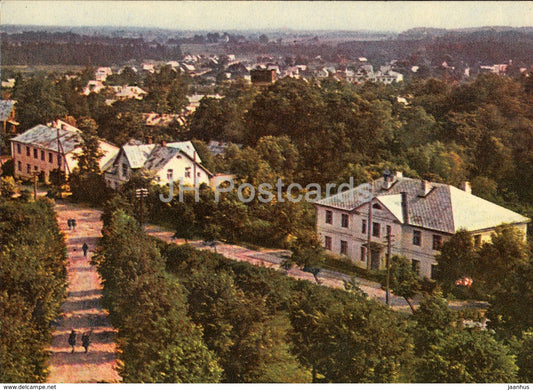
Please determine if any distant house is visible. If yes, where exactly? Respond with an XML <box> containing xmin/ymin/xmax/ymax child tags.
<box><xmin>104</xmin><ymin>140</ymin><xmax>211</xmax><ymax>189</ymax></box>
<box><xmin>207</xmin><ymin>140</ymin><xmax>242</xmax><ymax>156</ymax></box>
<box><xmin>315</xmin><ymin>172</ymin><xmax>530</xmax><ymax>279</ymax></box>
<box><xmin>113</xmin><ymin>85</ymin><xmax>147</xmax><ymax>100</ymax></box>
<box><xmin>143</xmin><ymin>113</ymin><xmax>186</xmax><ymax>128</ymax></box>
<box><xmin>0</xmin><ymin>100</ymin><xmax>18</xmax><ymax>133</ymax></box>
<box><xmin>95</xmin><ymin>67</ymin><xmax>113</xmax><ymax>82</ymax></box>
<box><xmin>10</xmin><ymin>120</ymin><xmax>118</xmax><ymax>181</ymax></box>
<box><xmin>186</xmin><ymin>94</ymin><xmax>223</xmax><ymax>114</ymax></box>
<box><xmin>250</xmin><ymin>69</ymin><xmax>277</xmax><ymax>85</ymax></box>
<box><xmin>83</xmin><ymin>80</ymin><xmax>105</xmax><ymax>95</ymax></box>
<box><xmin>1</xmin><ymin>78</ymin><xmax>16</xmax><ymax>89</ymax></box>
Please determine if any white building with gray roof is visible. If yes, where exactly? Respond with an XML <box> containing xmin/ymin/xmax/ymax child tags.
<box><xmin>104</xmin><ymin>140</ymin><xmax>212</xmax><ymax>189</ymax></box>
<box><xmin>315</xmin><ymin>172</ymin><xmax>530</xmax><ymax>279</ymax></box>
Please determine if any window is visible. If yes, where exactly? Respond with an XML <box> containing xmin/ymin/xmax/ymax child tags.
<box><xmin>197</xmin><ymin>172</ymin><xmax>201</xmax><ymax>177</ymax></box>
<box><xmin>185</xmin><ymin>167</ymin><xmax>191</xmax><ymax>178</ymax></box>
<box><xmin>431</xmin><ymin>264</ymin><xmax>439</xmax><ymax>280</ymax></box>
<box><xmin>432</xmin><ymin>234</ymin><xmax>442</xmax><ymax>250</ymax></box>
<box><xmin>413</xmin><ymin>230</ymin><xmax>421</xmax><ymax>246</ymax></box>
<box><xmin>17</xmin><ymin>144</ymin><xmax>21</xmax><ymax>154</ymax></box>
<box><xmin>49</xmin><ymin>153</ymin><xmax>53</xmax><ymax>163</ymax></box>
<box><xmin>372</xmin><ymin>222</ymin><xmax>380</xmax><ymax>238</ymax></box>
<box><xmin>372</xmin><ymin>203</ymin><xmax>382</xmax><ymax>210</ymax></box>
<box><xmin>362</xmin><ymin>219</ymin><xmax>367</xmax><ymax>234</ymax></box>
<box><xmin>386</xmin><ymin>225</ymin><xmax>392</xmax><ymax>237</ymax></box>
<box><xmin>341</xmin><ymin>213</ymin><xmax>349</xmax><ymax>228</ymax></box>
<box><xmin>325</xmin><ymin>210</ymin><xmax>332</xmax><ymax>224</ymax></box>
<box><xmin>167</xmin><ymin>169</ymin><xmax>174</xmax><ymax>180</ymax></box>
<box><xmin>360</xmin><ymin>246</ymin><xmax>367</xmax><ymax>262</ymax></box>
<box><xmin>33</xmin><ymin>148</ymin><xmax>38</xmax><ymax>158</ymax></box>
<box><xmin>340</xmin><ymin>240</ymin><xmax>348</xmax><ymax>255</ymax></box>
<box><xmin>474</xmin><ymin>234</ymin><xmax>482</xmax><ymax>247</ymax></box>
<box><xmin>26</xmin><ymin>146</ymin><xmax>30</xmax><ymax>156</ymax></box>
<box><xmin>17</xmin><ymin>161</ymin><xmax>21</xmax><ymax>171</ymax></box>
<box><xmin>26</xmin><ymin>164</ymin><xmax>31</xmax><ymax>174</ymax></box>
<box><xmin>34</xmin><ymin>166</ymin><xmax>38</xmax><ymax>172</ymax></box>
<box><xmin>41</xmin><ymin>150</ymin><xmax>45</xmax><ymax>161</ymax></box>
<box><xmin>324</xmin><ymin>236</ymin><xmax>332</xmax><ymax>250</ymax></box>
<box><xmin>412</xmin><ymin>259</ymin><xmax>421</xmax><ymax>274</ymax></box>
<box><xmin>121</xmin><ymin>163</ymin><xmax>128</xmax><ymax>178</ymax></box>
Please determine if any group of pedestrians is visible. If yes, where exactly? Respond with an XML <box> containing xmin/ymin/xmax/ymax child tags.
<box><xmin>68</xmin><ymin>329</ymin><xmax>92</xmax><ymax>353</ymax></box>
<box><xmin>67</xmin><ymin>218</ymin><xmax>77</xmax><ymax>231</ymax></box>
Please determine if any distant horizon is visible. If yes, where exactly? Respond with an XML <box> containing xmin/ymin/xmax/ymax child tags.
<box><xmin>2</xmin><ymin>1</ymin><xmax>532</xmax><ymax>32</ymax></box>
<box><xmin>2</xmin><ymin>23</ymin><xmax>533</xmax><ymax>35</ymax></box>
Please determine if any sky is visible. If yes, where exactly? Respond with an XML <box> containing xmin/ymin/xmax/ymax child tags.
<box><xmin>1</xmin><ymin>1</ymin><xmax>532</xmax><ymax>32</ymax></box>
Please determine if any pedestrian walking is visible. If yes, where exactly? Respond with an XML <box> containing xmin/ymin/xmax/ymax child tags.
<box><xmin>81</xmin><ymin>331</ymin><xmax>91</xmax><ymax>354</ymax></box>
<box><xmin>72</xmin><ymin>219</ymin><xmax>77</xmax><ymax>232</ymax></box>
<box><xmin>68</xmin><ymin>329</ymin><xmax>76</xmax><ymax>353</ymax></box>
<box><xmin>82</xmin><ymin>242</ymin><xmax>89</xmax><ymax>257</ymax></box>
<box><xmin>67</xmin><ymin>218</ymin><xmax>72</xmax><ymax>230</ymax></box>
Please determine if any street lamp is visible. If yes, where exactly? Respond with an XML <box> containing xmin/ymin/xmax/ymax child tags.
<box><xmin>135</xmin><ymin>188</ymin><xmax>149</xmax><ymax>226</ymax></box>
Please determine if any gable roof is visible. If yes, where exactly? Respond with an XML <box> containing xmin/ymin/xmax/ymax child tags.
<box><xmin>11</xmin><ymin>124</ymin><xmax>82</xmax><ymax>154</ymax></box>
<box><xmin>316</xmin><ymin>176</ymin><xmax>529</xmax><ymax>234</ymax></box>
<box><xmin>166</xmin><ymin>141</ymin><xmax>202</xmax><ymax>163</ymax></box>
<box><xmin>122</xmin><ymin>144</ymin><xmax>156</xmax><ymax>168</ymax></box>
<box><xmin>0</xmin><ymin>100</ymin><xmax>15</xmax><ymax>121</ymax></box>
<box><xmin>143</xmin><ymin>145</ymin><xmax>181</xmax><ymax>173</ymax></box>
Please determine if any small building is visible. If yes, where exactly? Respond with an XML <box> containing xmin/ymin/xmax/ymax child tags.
<box><xmin>0</xmin><ymin>100</ymin><xmax>18</xmax><ymax>133</ymax></box>
<box><xmin>10</xmin><ymin>120</ymin><xmax>118</xmax><ymax>181</ymax></box>
<box><xmin>104</xmin><ymin>140</ymin><xmax>211</xmax><ymax>189</ymax></box>
<box><xmin>95</xmin><ymin>67</ymin><xmax>113</xmax><ymax>82</ymax></box>
<box><xmin>250</xmin><ymin>69</ymin><xmax>277</xmax><ymax>86</ymax></box>
<box><xmin>314</xmin><ymin>172</ymin><xmax>530</xmax><ymax>279</ymax></box>
<box><xmin>82</xmin><ymin>80</ymin><xmax>105</xmax><ymax>95</ymax></box>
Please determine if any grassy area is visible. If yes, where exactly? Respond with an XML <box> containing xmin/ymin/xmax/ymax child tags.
<box><xmin>323</xmin><ymin>254</ymin><xmax>383</xmax><ymax>283</ymax></box>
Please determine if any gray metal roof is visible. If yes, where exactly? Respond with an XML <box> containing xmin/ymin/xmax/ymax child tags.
<box><xmin>143</xmin><ymin>145</ymin><xmax>180</xmax><ymax>172</ymax></box>
<box><xmin>316</xmin><ymin>177</ymin><xmax>529</xmax><ymax>234</ymax></box>
<box><xmin>122</xmin><ymin>144</ymin><xmax>156</xmax><ymax>169</ymax></box>
<box><xmin>11</xmin><ymin>124</ymin><xmax>82</xmax><ymax>154</ymax></box>
<box><xmin>166</xmin><ymin>141</ymin><xmax>201</xmax><ymax>163</ymax></box>
<box><xmin>0</xmin><ymin>100</ymin><xmax>15</xmax><ymax>121</ymax></box>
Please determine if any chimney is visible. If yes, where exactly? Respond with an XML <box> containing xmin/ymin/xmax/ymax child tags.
<box><xmin>419</xmin><ymin>179</ymin><xmax>431</xmax><ymax>197</ymax></box>
<box><xmin>401</xmin><ymin>192</ymin><xmax>409</xmax><ymax>224</ymax></box>
<box><xmin>461</xmin><ymin>181</ymin><xmax>471</xmax><ymax>194</ymax></box>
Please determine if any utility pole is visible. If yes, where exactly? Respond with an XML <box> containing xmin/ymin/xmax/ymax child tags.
<box><xmin>386</xmin><ymin>225</ymin><xmax>392</xmax><ymax>306</ymax></box>
<box><xmin>135</xmin><ymin>188</ymin><xmax>149</xmax><ymax>226</ymax></box>
<box><xmin>33</xmin><ymin>171</ymin><xmax>38</xmax><ymax>201</ymax></box>
<box><xmin>367</xmin><ymin>197</ymin><xmax>373</xmax><ymax>270</ymax></box>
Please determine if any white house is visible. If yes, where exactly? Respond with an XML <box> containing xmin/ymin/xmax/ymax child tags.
<box><xmin>95</xmin><ymin>67</ymin><xmax>113</xmax><ymax>82</ymax></box>
<box><xmin>315</xmin><ymin>172</ymin><xmax>530</xmax><ymax>279</ymax></box>
<box><xmin>104</xmin><ymin>140</ymin><xmax>211</xmax><ymax>189</ymax></box>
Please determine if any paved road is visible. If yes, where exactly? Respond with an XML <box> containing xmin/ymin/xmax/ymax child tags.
<box><xmin>144</xmin><ymin>224</ymin><xmax>414</xmax><ymax>311</ymax></box>
<box><xmin>47</xmin><ymin>202</ymin><xmax>120</xmax><ymax>383</ymax></box>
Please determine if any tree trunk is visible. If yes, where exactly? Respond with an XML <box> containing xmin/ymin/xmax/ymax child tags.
<box><xmin>404</xmin><ymin>296</ymin><xmax>416</xmax><ymax>314</ymax></box>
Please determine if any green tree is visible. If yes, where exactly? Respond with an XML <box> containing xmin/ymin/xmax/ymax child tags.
<box><xmin>383</xmin><ymin>255</ymin><xmax>420</xmax><ymax>313</ymax></box>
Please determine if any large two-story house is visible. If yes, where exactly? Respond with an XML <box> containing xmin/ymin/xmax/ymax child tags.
<box><xmin>11</xmin><ymin>120</ymin><xmax>118</xmax><ymax>181</ymax></box>
<box><xmin>315</xmin><ymin>172</ymin><xmax>530</xmax><ymax>279</ymax></box>
<box><xmin>104</xmin><ymin>140</ymin><xmax>212</xmax><ymax>189</ymax></box>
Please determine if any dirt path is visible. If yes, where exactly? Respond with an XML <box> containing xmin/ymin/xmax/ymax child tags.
<box><xmin>47</xmin><ymin>202</ymin><xmax>120</xmax><ymax>383</ymax></box>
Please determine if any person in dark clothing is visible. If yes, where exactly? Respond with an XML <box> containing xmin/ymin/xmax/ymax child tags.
<box><xmin>82</xmin><ymin>242</ymin><xmax>89</xmax><ymax>257</ymax></box>
<box><xmin>68</xmin><ymin>329</ymin><xmax>76</xmax><ymax>353</ymax></box>
<box><xmin>81</xmin><ymin>331</ymin><xmax>91</xmax><ymax>354</ymax></box>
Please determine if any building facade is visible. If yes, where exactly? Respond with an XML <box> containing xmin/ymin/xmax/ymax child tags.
<box><xmin>104</xmin><ymin>140</ymin><xmax>212</xmax><ymax>189</ymax></box>
<box><xmin>315</xmin><ymin>172</ymin><xmax>530</xmax><ymax>279</ymax></box>
<box><xmin>11</xmin><ymin>120</ymin><xmax>118</xmax><ymax>181</ymax></box>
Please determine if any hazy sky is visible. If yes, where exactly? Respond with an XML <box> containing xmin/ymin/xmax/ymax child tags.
<box><xmin>2</xmin><ymin>1</ymin><xmax>532</xmax><ymax>31</ymax></box>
